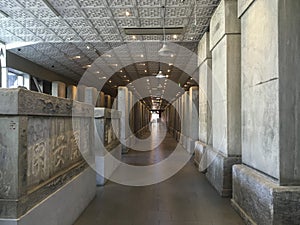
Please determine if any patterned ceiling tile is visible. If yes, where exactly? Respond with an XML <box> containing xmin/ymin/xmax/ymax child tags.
<box><xmin>47</xmin><ymin>0</ymin><xmax>78</xmax><ymax>9</ymax></box>
<box><xmin>165</xmin><ymin>7</ymin><xmax>191</xmax><ymax>18</ymax></box>
<box><xmin>29</xmin><ymin>8</ymin><xmax>58</xmax><ymax>19</ymax></box>
<box><xmin>138</xmin><ymin>7</ymin><xmax>161</xmax><ymax>18</ymax></box>
<box><xmin>115</xmin><ymin>18</ymin><xmax>138</xmax><ymax>27</ymax></box>
<box><xmin>137</xmin><ymin>0</ymin><xmax>161</xmax><ymax>7</ymax></box>
<box><xmin>58</xmin><ymin>8</ymin><xmax>85</xmax><ymax>19</ymax></box>
<box><xmin>83</xmin><ymin>8</ymin><xmax>110</xmax><ymax>18</ymax></box>
<box><xmin>0</xmin><ymin>0</ymin><xmax>21</xmax><ymax>8</ymax></box>
<box><xmin>108</xmin><ymin>0</ymin><xmax>134</xmax><ymax>7</ymax></box>
<box><xmin>165</xmin><ymin>18</ymin><xmax>189</xmax><ymax>27</ymax></box>
<box><xmin>91</xmin><ymin>18</ymin><xmax>115</xmax><ymax>27</ymax></box>
<box><xmin>111</xmin><ymin>8</ymin><xmax>136</xmax><ymax>18</ymax></box>
<box><xmin>77</xmin><ymin>0</ymin><xmax>106</xmax><ymax>7</ymax></box>
<box><xmin>140</xmin><ymin>18</ymin><xmax>162</xmax><ymax>27</ymax></box>
<box><xmin>17</xmin><ymin>0</ymin><xmax>46</xmax><ymax>9</ymax></box>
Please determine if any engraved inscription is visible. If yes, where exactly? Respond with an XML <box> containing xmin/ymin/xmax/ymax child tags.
<box><xmin>53</xmin><ymin>135</ymin><xmax>67</xmax><ymax>167</ymax></box>
<box><xmin>31</xmin><ymin>141</ymin><xmax>47</xmax><ymax>178</ymax></box>
<box><xmin>71</xmin><ymin>131</ymin><xmax>81</xmax><ymax>160</ymax></box>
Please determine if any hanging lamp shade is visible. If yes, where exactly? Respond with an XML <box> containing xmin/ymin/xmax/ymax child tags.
<box><xmin>156</xmin><ymin>70</ymin><xmax>166</xmax><ymax>79</ymax></box>
<box><xmin>158</xmin><ymin>43</ymin><xmax>174</xmax><ymax>57</ymax></box>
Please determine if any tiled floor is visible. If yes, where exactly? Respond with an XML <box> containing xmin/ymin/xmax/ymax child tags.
<box><xmin>74</xmin><ymin>123</ymin><xmax>244</xmax><ymax>225</ymax></box>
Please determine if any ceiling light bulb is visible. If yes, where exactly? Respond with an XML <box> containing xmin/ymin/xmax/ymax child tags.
<box><xmin>145</xmin><ymin>70</ymin><xmax>147</xmax><ymax>73</ymax></box>
<box><xmin>132</xmin><ymin>35</ymin><xmax>136</xmax><ymax>40</ymax></box>
<box><xmin>173</xmin><ymin>34</ymin><xmax>178</xmax><ymax>39</ymax></box>
<box><xmin>125</xmin><ymin>11</ymin><xmax>130</xmax><ymax>16</ymax></box>
<box><xmin>141</xmin><ymin>54</ymin><xmax>144</xmax><ymax>58</ymax></box>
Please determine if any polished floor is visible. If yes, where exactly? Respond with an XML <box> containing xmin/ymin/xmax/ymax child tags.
<box><xmin>74</xmin><ymin>123</ymin><xmax>244</xmax><ymax>225</ymax></box>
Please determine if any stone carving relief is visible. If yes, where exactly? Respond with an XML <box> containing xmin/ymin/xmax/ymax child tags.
<box><xmin>53</xmin><ymin>135</ymin><xmax>67</xmax><ymax>168</ymax></box>
<box><xmin>71</xmin><ymin>130</ymin><xmax>81</xmax><ymax>161</ymax></box>
<box><xmin>30</xmin><ymin>141</ymin><xmax>47</xmax><ymax>178</ymax></box>
<box><xmin>0</xmin><ymin>141</ymin><xmax>11</xmax><ymax>197</ymax></box>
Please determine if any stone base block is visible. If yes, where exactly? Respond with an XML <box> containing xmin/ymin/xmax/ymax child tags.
<box><xmin>206</xmin><ymin>148</ymin><xmax>241</xmax><ymax>197</ymax></box>
<box><xmin>180</xmin><ymin>134</ymin><xmax>184</xmax><ymax>145</ymax></box>
<box><xmin>194</xmin><ymin>141</ymin><xmax>207</xmax><ymax>173</ymax></box>
<box><xmin>0</xmin><ymin>167</ymin><xmax>96</xmax><ymax>225</ymax></box>
<box><xmin>96</xmin><ymin>145</ymin><xmax>121</xmax><ymax>186</ymax></box>
<box><xmin>232</xmin><ymin>164</ymin><xmax>300</xmax><ymax>225</ymax></box>
<box><xmin>186</xmin><ymin>137</ymin><xmax>196</xmax><ymax>154</ymax></box>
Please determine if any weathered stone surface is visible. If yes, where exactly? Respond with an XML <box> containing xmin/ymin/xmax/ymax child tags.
<box><xmin>232</xmin><ymin>164</ymin><xmax>300</xmax><ymax>225</ymax></box>
<box><xmin>212</xmin><ymin>34</ymin><xmax>241</xmax><ymax>156</ymax></box>
<box><xmin>84</xmin><ymin>87</ymin><xmax>98</xmax><ymax>106</ymax></box>
<box><xmin>0</xmin><ymin>88</ymin><xmax>93</xmax><ymax>117</ymax></box>
<box><xmin>0</xmin><ymin>89</ymin><xmax>94</xmax><ymax>219</ymax></box>
<box><xmin>199</xmin><ymin>59</ymin><xmax>212</xmax><ymax>144</ymax></box>
<box><xmin>94</xmin><ymin>108</ymin><xmax>121</xmax><ymax>186</ymax></box>
<box><xmin>237</xmin><ymin>0</ymin><xmax>255</xmax><ymax>18</ymax></box>
<box><xmin>241</xmin><ymin>0</ymin><xmax>280</xmax><ymax>179</ymax></box>
<box><xmin>193</xmin><ymin>141</ymin><xmax>207</xmax><ymax>173</ymax></box>
<box><xmin>205</xmin><ymin>147</ymin><xmax>241</xmax><ymax>197</ymax></box>
<box><xmin>210</xmin><ymin>0</ymin><xmax>241</xmax><ymax>50</ymax></box>
<box><xmin>198</xmin><ymin>32</ymin><xmax>211</xmax><ymax>65</ymax></box>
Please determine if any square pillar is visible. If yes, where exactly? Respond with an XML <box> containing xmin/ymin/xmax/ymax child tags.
<box><xmin>232</xmin><ymin>0</ymin><xmax>300</xmax><ymax>224</ymax></box>
<box><xmin>186</xmin><ymin>87</ymin><xmax>199</xmax><ymax>154</ymax></box>
<box><xmin>84</xmin><ymin>87</ymin><xmax>98</xmax><ymax>106</ymax></box>
<box><xmin>67</xmin><ymin>85</ymin><xmax>77</xmax><ymax>100</ymax></box>
<box><xmin>207</xmin><ymin>0</ymin><xmax>242</xmax><ymax>197</ymax></box>
<box><xmin>51</xmin><ymin>81</ymin><xmax>66</xmax><ymax>98</ymax></box>
<box><xmin>117</xmin><ymin>87</ymin><xmax>129</xmax><ymax>153</ymax></box>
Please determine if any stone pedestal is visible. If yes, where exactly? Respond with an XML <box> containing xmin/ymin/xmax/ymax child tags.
<box><xmin>94</xmin><ymin>108</ymin><xmax>121</xmax><ymax>186</ymax></box>
<box><xmin>0</xmin><ymin>88</ymin><xmax>95</xmax><ymax>225</ymax></box>
<box><xmin>232</xmin><ymin>0</ymin><xmax>300</xmax><ymax>224</ymax></box>
<box><xmin>209</xmin><ymin>0</ymin><xmax>241</xmax><ymax>197</ymax></box>
<box><xmin>52</xmin><ymin>81</ymin><xmax>66</xmax><ymax>98</ymax></box>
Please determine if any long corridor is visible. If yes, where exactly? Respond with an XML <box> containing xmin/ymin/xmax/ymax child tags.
<box><xmin>74</xmin><ymin>123</ymin><xmax>244</xmax><ymax>225</ymax></box>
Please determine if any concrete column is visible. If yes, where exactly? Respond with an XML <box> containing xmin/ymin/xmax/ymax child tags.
<box><xmin>84</xmin><ymin>87</ymin><xmax>98</xmax><ymax>105</ymax></box>
<box><xmin>195</xmin><ymin>32</ymin><xmax>213</xmax><ymax>171</ymax></box>
<box><xmin>117</xmin><ymin>87</ymin><xmax>129</xmax><ymax>153</ymax></box>
<box><xmin>186</xmin><ymin>86</ymin><xmax>199</xmax><ymax>154</ymax></box>
<box><xmin>232</xmin><ymin>1</ymin><xmax>300</xmax><ymax>224</ymax></box>
<box><xmin>206</xmin><ymin>0</ymin><xmax>241</xmax><ymax>197</ymax></box>
<box><xmin>51</xmin><ymin>81</ymin><xmax>66</xmax><ymax>98</ymax></box>
<box><xmin>76</xmin><ymin>85</ymin><xmax>86</xmax><ymax>102</ymax></box>
<box><xmin>0</xmin><ymin>44</ymin><xmax>8</xmax><ymax>88</ymax></box>
<box><xmin>67</xmin><ymin>85</ymin><xmax>77</xmax><ymax>100</ymax></box>
<box><xmin>105</xmin><ymin>95</ymin><xmax>112</xmax><ymax>108</ymax></box>
<box><xmin>183</xmin><ymin>91</ymin><xmax>190</xmax><ymax>149</ymax></box>
<box><xmin>198</xmin><ymin>32</ymin><xmax>212</xmax><ymax>145</ymax></box>
<box><xmin>96</xmin><ymin>91</ymin><xmax>105</xmax><ymax>107</ymax></box>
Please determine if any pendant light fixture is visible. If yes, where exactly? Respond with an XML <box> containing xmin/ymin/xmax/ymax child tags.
<box><xmin>158</xmin><ymin>5</ymin><xmax>175</xmax><ymax>57</ymax></box>
<box><xmin>156</xmin><ymin>62</ymin><xmax>166</xmax><ymax>79</ymax></box>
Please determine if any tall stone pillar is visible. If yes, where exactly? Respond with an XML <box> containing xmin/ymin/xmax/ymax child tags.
<box><xmin>180</xmin><ymin>94</ymin><xmax>185</xmax><ymax>145</ymax></box>
<box><xmin>232</xmin><ymin>1</ymin><xmax>300</xmax><ymax>224</ymax></box>
<box><xmin>183</xmin><ymin>91</ymin><xmax>190</xmax><ymax>149</ymax></box>
<box><xmin>186</xmin><ymin>86</ymin><xmax>199</xmax><ymax>154</ymax></box>
<box><xmin>51</xmin><ymin>81</ymin><xmax>66</xmax><ymax>98</ymax></box>
<box><xmin>195</xmin><ymin>32</ymin><xmax>213</xmax><ymax>170</ymax></box>
<box><xmin>105</xmin><ymin>95</ymin><xmax>112</xmax><ymax>108</ymax></box>
<box><xmin>76</xmin><ymin>85</ymin><xmax>86</xmax><ymax>102</ymax></box>
<box><xmin>96</xmin><ymin>91</ymin><xmax>105</xmax><ymax>107</ymax></box>
<box><xmin>207</xmin><ymin>0</ymin><xmax>241</xmax><ymax>197</ymax></box>
<box><xmin>84</xmin><ymin>87</ymin><xmax>98</xmax><ymax>106</ymax></box>
<box><xmin>67</xmin><ymin>85</ymin><xmax>77</xmax><ymax>100</ymax></box>
<box><xmin>117</xmin><ymin>87</ymin><xmax>129</xmax><ymax>153</ymax></box>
